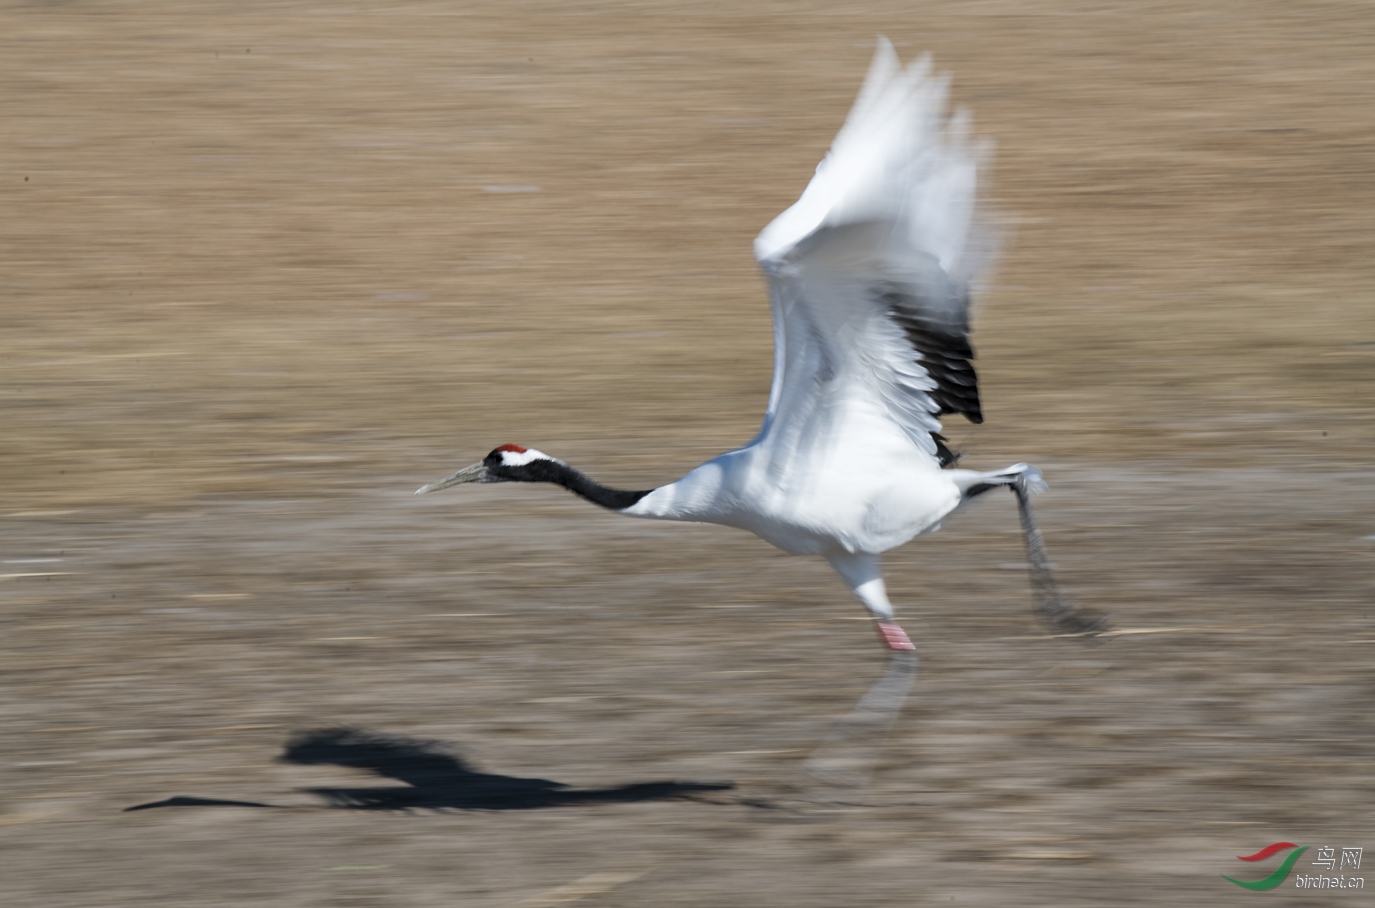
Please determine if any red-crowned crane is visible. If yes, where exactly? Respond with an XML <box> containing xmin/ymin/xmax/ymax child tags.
<box><xmin>419</xmin><ymin>41</ymin><xmax>1103</xmax><ymax>763</ymax></box>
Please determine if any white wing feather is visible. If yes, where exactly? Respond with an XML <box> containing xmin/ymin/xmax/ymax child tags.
<box><xmin>752</xmin><ymin>39</ymin><xmax>989</xmax><ymax>460</ymax></box>
<box><xmin>755</xmin><ymin>39</ymin><xmax>982</xmax><ymax>273</ymax></box>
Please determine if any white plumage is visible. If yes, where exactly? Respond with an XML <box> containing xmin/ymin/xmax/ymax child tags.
<box><xmin>421</xmin><ymin>39</ymin><xmax>1094</xmax><ymax>651</ymax></box>
<box><xmin>619</xmin><ymin>40</ymin><xmax>1032</xmax><ymax>623</ymax></box>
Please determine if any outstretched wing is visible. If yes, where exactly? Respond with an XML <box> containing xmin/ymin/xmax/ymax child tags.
<box><xmin>753</xmin><ymin>40</ymin><xmax>990</xmax><ymax>465</ymax></box>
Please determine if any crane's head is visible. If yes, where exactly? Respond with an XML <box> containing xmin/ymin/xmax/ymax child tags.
<box><xmin>415</xmin><ymin>444</ymin><xmax>563</xmax><ymax>493</ymax></box>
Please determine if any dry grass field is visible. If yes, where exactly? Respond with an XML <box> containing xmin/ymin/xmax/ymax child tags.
<box><xmin>2</xmin><ymin>2</ymin><xmax>1373</xmax><ymax>905</ymax></box>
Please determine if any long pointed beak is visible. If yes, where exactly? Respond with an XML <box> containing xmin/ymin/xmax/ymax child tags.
<box><xmin>415</xmin><ymin>461</ymin><xmax>488</xmax><ymax>494</ymax></box>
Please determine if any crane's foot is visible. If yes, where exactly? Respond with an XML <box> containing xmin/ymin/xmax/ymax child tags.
<box><xmin>801</xmin><ymin>649</ymin><xmax>917</xmax><ymax>797</ymax></box>
<box><xmin>1039</xmin><ymin>599</ymin><xmax>1112</xmax><ymax>637</ymax></box>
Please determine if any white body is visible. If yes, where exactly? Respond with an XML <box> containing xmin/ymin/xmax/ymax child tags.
<box><xmin>626</xmin><ymin>425</ymin><xmax>969</xmax><ymax>558</ymax></box>
<box><xmin>621</xmin><ymin>41</ymin><xmax>1035</xmax><ymax>620</ymax></box>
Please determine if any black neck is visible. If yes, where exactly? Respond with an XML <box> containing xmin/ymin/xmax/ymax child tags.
<box><xmin>516</xmin><ymin>459</ymin><xmax>654</xmax><ymax>511</ymax></box>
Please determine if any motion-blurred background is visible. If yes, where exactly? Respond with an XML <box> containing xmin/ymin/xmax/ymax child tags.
<box><xmin>2</xmin><ymin>2</ymin><xmax>1372</xmax><ymax>905</ymax></box>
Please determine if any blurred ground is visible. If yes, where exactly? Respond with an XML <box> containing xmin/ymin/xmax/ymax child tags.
<box><xmin>2</xmin><ymin>1</ymin><xmax>1373</xmax><ymax>905</ymax></box>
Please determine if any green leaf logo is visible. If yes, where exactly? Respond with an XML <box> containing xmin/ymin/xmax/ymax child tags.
<box><xmin>1222</xmin><ymin>844</ymin><xmax>1309</xmax><ymax>891</ymax></box>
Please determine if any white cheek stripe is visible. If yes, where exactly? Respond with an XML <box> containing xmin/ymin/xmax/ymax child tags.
<box><xmin>501</xmin><ymin>448</ymin><xmax>559</xmax><ymax>467</ymax></box>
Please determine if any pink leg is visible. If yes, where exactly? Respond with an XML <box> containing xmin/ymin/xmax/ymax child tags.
<box><xmin>874</xmin><ymin>620</ymin><xmax>916</xmax><ymax>652</ymax></box>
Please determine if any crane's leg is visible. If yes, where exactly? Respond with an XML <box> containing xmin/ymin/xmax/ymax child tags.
<box><xmin>826</xmin><ymin>553</ymin><xmax>918</xmax><ymax>653</ymax></box>
<box><xmin>801</xmin><ymin>555</ymin><xmax>919</xmax><ymax>792</ymax></box>
<box><xmin>963</xmin><ymin>464</ymin><xmax>1108</xmax><ymax>635</ymax></box>
<box><xmin>1009</xmin><ymin>468</ymin><xmax>1110</xmax><ymax>636</ymax></box>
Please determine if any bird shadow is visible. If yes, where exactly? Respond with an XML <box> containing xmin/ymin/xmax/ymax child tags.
<box><xmin>125</xmin><ymin>727</ymin><xmax>733</xmax><ymax>813</ymax></box>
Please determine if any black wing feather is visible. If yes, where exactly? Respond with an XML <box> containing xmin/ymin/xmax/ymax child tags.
<box><xmin>879</xmin><ymin>279</ymin><xmax>982</xmax><ymax>424</ymax></box>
